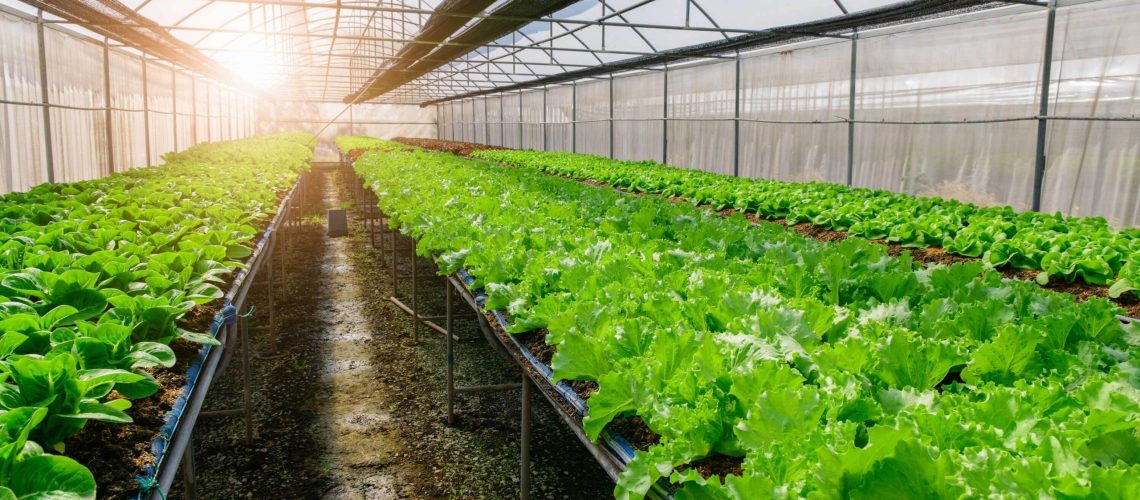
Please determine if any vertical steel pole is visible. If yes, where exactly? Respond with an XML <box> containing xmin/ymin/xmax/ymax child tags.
<box><xmin>542</xmin><ymin>87</ymin><xmax>548</xmax><ymax>151</ymax></box>
<box><xmin>411</xmin><ymin>239</ymin><xmax>419</xmax><ymax>342</ymax></box>
<box><xmin>103</xmin><ymin>40</ymin><xmax>115</xmax><ymax>175</ymax></box>
<box><xmin>171</xmin><ymin>68</ymin><xmax>178</xmax><ymax>152</ymax></box>
<box><xmin>484</xmin><ymin>96</ymin><xmax>490</xmax><ymax>145</ymax></box>
<box><xmin>733</xmin><ymin>52</ymin><xmax>741</xmax><ymax>177</ymax></box>
<box><xmin>518</xmin><ymin>92</ymin><xmax>523</xmax><ymax>149</ymax></box>
<box><xmin>239</xmin><ymin>319</ymin><xmax>253</xmax><ymax>444</ymax></box>
<box><xmin>390</xmin><ymin>227</ymin><xmax>398</xmax><ymax>297</ymax></box>
<box><xmin>445</xmin><ymin>280</ymin><xmax>454</xmax><ymax>425</ymax></box>
<box><xmin>1031</xmin><ymin>0</ymin><xmax>1058</xmax><ymax>212</ymax></box>
<box><xmin>608</xmin><ymin>75</ymin><xmax>615</xmax><ymax>159</ymax></box>
<box><xmin>499</xmin><ymin>93</ymin><xmax>505</xmax><ymax>146</ymax></box>
<box><xmin>205</xmin><ymin>82</ymin><xmax>212</xmax><ymax>142</ymax></box>
<box><xmin>142</xmin><ymin>57</ymin><xmax>152</xmax><ymax>167</ymax></box>
<box><xmin>571</xmin><ymin>81</ymin><xmax>577</xmax><ymax>153</ymax></box>
<box><xmin>846</xmin><ymin>31</ymin><xmax>858</xmax><ymax>187</ymax></box>
<box><xmin>190</xmin><ymin>77</ymin><xmax>198</xmax><ymax>146</ymax></box>
<box><xmin>519</xmin><ymin>374</ymin><xmax>532</xmax><ymax>500</ymax></box>
<box><xmin>180</xmin><ymin>440</ymin><xmax>197</xmax><ymax>500</ymax></box>
<box><xmin>36</xmin><ymin>10</ymin><xmax>55</xmax><ymax>184</ymax></box>
<box><xmin>662</xmin><ymin>64</ymin><xmax>669</xmax><ymax>165</ymax></box>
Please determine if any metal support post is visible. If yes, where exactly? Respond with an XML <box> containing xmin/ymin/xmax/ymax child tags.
<box><xmin>499</xmin><ymin>94</ymin><xmax>506</xmax><ymax>146</ymax></box>
<box><xmin>1031</xmin><ymin>0</ymin><xmax>1058</xmax><ymax>212</ymax></box>
<box><xmin>445</xmin><ymin>281</ymin><xmax>454</xmax><ymax>425</ymax></box>
<box><xmin>519</xmin><ymin>374</ymin><xmax>532</xmax><ymax>500</ymax></box>
<box><xmin>390</xmin><ymin>229</ymin><xmax>398</xmax><ymax>297</ymax></box>
<box><xmin>518</xmin><ymin>92</ymin><xmax>523</xmax><ymax>149</ymax></box>
<box><xmin>190</xmin><ymin>78</ymin><xmax>198</xmax><ymax>145</ymax></box>
<box><xmin>411</xmin><ymin>240</ymin><xmax>420</xmax><ymax>342</ymax></box>
<box><xmin>733</xmin><ymin>52</ymin><xmax>741</xmax><ymax>177</ymax></box>
<box><xmin>102</xmin><ymin>40</ymin><xmax>114</xmax><ymax>175</ymax></box>
<box><xmin>171</xmin><ymin>68</ymin><xmax>178</xmax><ymax>151</ymax></box>
<box><xmin>239</xmin><ymin>319</ymin><xmax>253</xmax><ymax>444</ymax></box>
<box><xmin>662</xmin><ymin>64</ymin><xmax>668</xmax><ymax>165</ymax></box>
<box><xmin>35</xmin><ymin>10</ymin><xmax>55</xmax><ymax>184</ymax></box>
<box><xmin>609</xmin><ymin>75</ymin><xmax>615</xmax><ymax>159</ymax></box>
<box><xmin>571</xmin><ymin>81</ymin><xmax>578</xmax><ymax>153</ymax></box>
<box><xmin>204</xmin><ymin>83</ymin><xmax>211</xmax><ymax>142</ymax></box>
<box><xmin>542</xmin><ymin>87</ymin><xmax>548</xmax><ymax>151</ymax></box>
<box><xmin>180</xmin><ymin>440</ymin><xmax>197</xmax><ymax>500</ymax></box>
<box><xmin>141</xmin><ymin>58</ymin><xmax>152</xmax><ymax>167</ymax></box>
<box><xmin>846</xmin><ymin>31</ymin><xmax>858</xmax><ymax>187</ymax></box>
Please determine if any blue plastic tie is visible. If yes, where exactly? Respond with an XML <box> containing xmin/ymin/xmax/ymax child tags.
<box><xmin>211</xmin><ymin>301</ymin><xmax>239</xmax><ymax>330</ymax></box>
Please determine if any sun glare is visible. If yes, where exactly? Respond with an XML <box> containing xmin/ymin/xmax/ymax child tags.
<box><xmin>220</xmin><ymin>49</ymin><xmax>286</xmax><ymax>90</ymax></box>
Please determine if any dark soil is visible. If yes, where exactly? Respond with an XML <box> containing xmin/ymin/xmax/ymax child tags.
<box><xmin>608</xmin><ymin>416</ymin><xmax>660</xmax><ymax>453</ymax></box>
<box><xmin>181</xmin><ymin>166</ymin><xmax>613</xmax><ymax>499</ymax></box>
<box><xmin>677</xmin><ymin>454</ymin><xmax>745</xmax><ymax>481</ymax></box>
<box><xmin>393</xmin><ymin>137</ymin><xmax>508</xmax><ymax>157</ymax></box>
<box><xmin>66</xmin><ymin>181</ymin><xmax>307</xmax><ymax>500</ymax></box>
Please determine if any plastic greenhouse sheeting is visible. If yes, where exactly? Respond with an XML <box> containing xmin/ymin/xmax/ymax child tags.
<box><xmin>574</xmin><ymin>79</ymin><xmax>610</xmax><ymax>157</ymax></box>
<box><xmin>437</xmin><ymin>0</ymin><xmax>1140</xmax><ymax>227</ymax></box>
<box><xmin>667</xmin><ymin>61</ymin><xmax>735</xmax><ymax>176</ymax></box>
<box><xmin>545</xmin><ymin>85</ymin><xmax>574</xmax><ymax>152</ymax></box>
<box><xmin>613</xmin><ymin>71</ymin><xmax>664</xmax><ymax>163</ymax></box>
<box><xmin>0</xmin><ymin>9</ymin><xmax>47</xmax><ymax>193</ymax></box>
<box><xmin>1041</xmin><ymin>0</ymin><xmax>1140</xmax><ymax>227</ymax></box>
<box><xmin>740</xmin><ymin>40</ymin><xmax>851</xmax><ymax>184</ymax></box>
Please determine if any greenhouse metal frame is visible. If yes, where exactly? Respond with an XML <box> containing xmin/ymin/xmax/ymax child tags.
<box><xmin>1</xmin><ymin>1</ymin><xmax>1139</xmax><ymax>499</ymax></box>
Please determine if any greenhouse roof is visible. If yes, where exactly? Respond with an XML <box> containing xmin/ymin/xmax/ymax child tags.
<box><xmin>8</xmin><ymin>0</ymin><xmax>1040</xmax><ymax>104</ymax></box>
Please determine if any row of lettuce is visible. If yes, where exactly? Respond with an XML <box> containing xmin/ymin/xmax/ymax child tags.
<box><xmin>470</xmin><ymin>150</ymin><xmax>1140</xmax><ymax>298</ymax></box>
<box><xmin>0</xmin><ymin>133</ymin><xmax>313</xmax><ymax>498</ymax></box>
<box><xmin>347</xmin><ymin>138</ymin><xmax>1140</xmax><ymax>499</ymax></box>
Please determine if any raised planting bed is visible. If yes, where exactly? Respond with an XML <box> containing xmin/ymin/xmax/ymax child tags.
<box><xmin>0</xmin><ymin>133</ymin><xmax>314</xmax><ymax>499</ymax></box>
<box><xmin>347</xmin><ymin>143</ymin><xmax>1140</xmax><ymax>499</ymax></box>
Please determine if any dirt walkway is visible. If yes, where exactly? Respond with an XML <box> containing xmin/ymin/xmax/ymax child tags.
<box><xmin>183</xmin><ymin>167</ymin><xmax>612</xmax><ymax>499</ymax></box>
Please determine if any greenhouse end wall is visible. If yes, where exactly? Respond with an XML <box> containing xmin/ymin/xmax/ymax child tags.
<box><xmin>435</xmin><ymin>0</ymin><xmax>1140</xmax><ymax>227</ymax></box>
<box><xmin>259</xmin><ymin>101</ymin><xmax>436</xmax><ymax>161</ymax></box>
<box><xmin>0</xmin><ymin>6</ymin><xmax>255</xmax><ymax>196</ymax></box>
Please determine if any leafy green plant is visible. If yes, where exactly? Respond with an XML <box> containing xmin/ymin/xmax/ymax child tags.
<box><xmin>351</xmin><ymin>142</ymin><xmax>1139</xmax><ymax>499</ymax></box>
<box><xmin>0</xmin><ymin>132</ymin><xmax>313</xmax><ymax>490</ymax></box>
<box><xmin>472</xmin><ymin>149</ymin><xmax>1139</xmax><ymax>291</ymax></box>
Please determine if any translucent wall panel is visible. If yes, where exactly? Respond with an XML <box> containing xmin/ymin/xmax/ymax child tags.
<box><xmin>146</xmin><ymin>62</ymin><xmax>175</xmax><ymax>165</ymax></box>
<box><xmin>667</xmin><ymin>62</ymin><xmax>734</xmax><ymax>175</ymax></box>
<box><xmin>460</xmin><ymin>100</ymin><xmax>472</xmax><ymax>142</ymax></box>
<box><xmin>546</xmin><ymin>85</ymin><xmax>573</xmax><ymax>152</ymax></box>
<box><xmin>439</xmin><ymin>102</ymin><xmax>451</xmax><ymax>141</ymax></box>
<box><xmin>854</xmin><ymin>10</ymin><xmax>1046</xmax><ymax>209</ymax></box>
<box><xmin>486</xmin><ymin>96</ymin><xmax>503</xmax><ymax>146</ymax></box>
<box><xmin>108</xmin><ymin>50</ymin><xmax>146</xmax><ymax>171</ymax></box>
<box><xmin>448</xmin><ymin>101</ymin><xmax>458</xmax><ymax>141</ymax></box>
<box><xmin>45</xmin><ymin>27</ymin><xmax>107</xmax><ymax>182</ymax></box>
<box><xmin>174</xmin><ymin>72</ymin><xmax>194</xmax><ymax>149</ymax></box>
<box><xmin>502</xmin><ymin>93</ymin><xmax>522</xmax><ymax>149</ymax></box>
<box><xmin>575</xmin><ymin>79</ymin><xmax>610</xmax><ymax>157</ymax></box>
<box><xmin>741</xmin><ymin>41</ymin><xmax>850</xmax><ymax>183</ymax></box>
<box><xmin>521</xmin><ymin>90</ymin><xmax>544</xmax><ymax>150</ymax></box>
<box><xmin>1041</xmin><ymin>0</ymin><xmax>1140</xmax><ymax>227</ymax></box>
<box><xmin>473</xmin><ymin>98</ymin><xmax>487</xmax><ymax>144</ymax></box>
<box><xmin>209</xmin><ymin>83</ymin><xmax>223</xmax><ymax>142</ymax></box>
<box><xmin>614</xmin><ymin>72</ymin><xmax>664</xmax><ymax>162</ymax></box>
<box><xmin>259</xmin><ymin>101</ymin><xmax>434</xmax><ymax>160</ymax></box>
<box><xmin>193</xmin><ymin>78</ymin><xmax>209</xmax><ymax>143</ymax></box>
<box><xmin>0</xmin><ymin>10</ymin><xmax>47</xmax><ymax>194</ymax></box>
